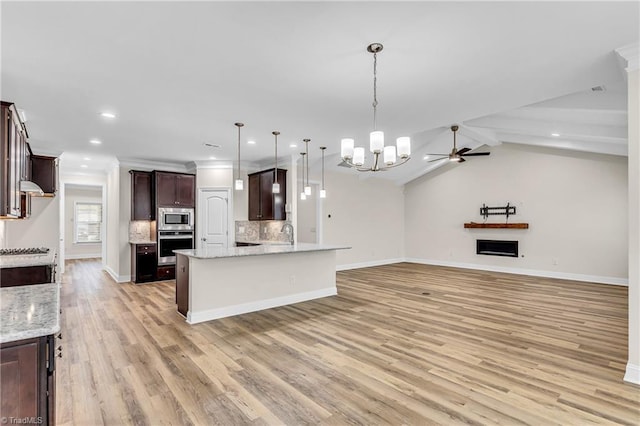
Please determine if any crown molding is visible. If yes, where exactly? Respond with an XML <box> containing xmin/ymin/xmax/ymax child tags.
<box><xmin>117</xmin><ymin>157</ymin><xmax>190</xmax><ymax>172</ymax></box>
<box><xmin>615</xmin><ymin>42</ymin><xmax>640</xmax><ymax>72</ymax></box>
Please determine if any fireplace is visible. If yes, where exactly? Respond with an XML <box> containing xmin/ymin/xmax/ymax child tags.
<box><xmin>476</xmin><ymin>240</ymin><xmax>518</xmax><ymax>257</ymax></box>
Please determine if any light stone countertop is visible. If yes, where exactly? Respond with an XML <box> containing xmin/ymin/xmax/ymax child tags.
<box><xmin>0</xmin><ymin>251</ymin><xmax>57</xmax><ymax>269</ymax></box>
<box><xmin>1</xmin><ymin>283</ymin><xmax>61</xmax><ymax>343</ymax></box>
<box><xmin>174</xmin><ymin>243</ymin><xmax>350</xmax><ymax>260</ymax></box>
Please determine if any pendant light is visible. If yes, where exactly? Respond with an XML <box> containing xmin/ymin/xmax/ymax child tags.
<box><xmin>319</xmin><ymin>146</ymin><xmax>327</xmax><ymax>198</ymax></box>
<box><xmin>234</xmin><ymin>122</ymin><xmax>244</xmax><ymax>191</ymax></box>
<box><xmin>300</xmin><ymin>152</ymin><xmax>307</xmax><ymax>200</ymax></box>
<box><xmin>272</xmin><ymin>131</ymin><xmax>280</xmax><ymax>194</ymax></box>
<box><xmin>303</xmin><ymin>139</ymin><xmax>311</xmax><ymax>196</ymax></box>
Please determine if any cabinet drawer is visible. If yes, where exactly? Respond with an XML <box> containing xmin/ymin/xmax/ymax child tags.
<box><xmin>0</xmin><ymin>265</ymin><xmax>53</xmax><ymax>287</ymax></box>
<box><xmin>136</xmin><ymin>244</ymin><xmax>156</xmax><ymax>254</ymax></box>
<box><xmin>157</xmin><ymin>266</ymin><xmax>175</xmax><ymax>280</ymax></box>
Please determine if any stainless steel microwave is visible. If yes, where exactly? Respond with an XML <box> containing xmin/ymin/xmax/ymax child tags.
<box><xmin>158</xmin><ymin>207</ymin><xmax>194</xmax><ymax>231</ymax></box>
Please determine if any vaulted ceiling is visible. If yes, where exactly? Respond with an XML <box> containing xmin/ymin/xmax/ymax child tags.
<box><xmin>1</xmin><ymin>1</ymin><xmax>638</xmax><ymax>184</ymax></box>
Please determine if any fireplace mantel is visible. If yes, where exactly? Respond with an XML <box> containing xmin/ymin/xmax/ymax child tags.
<box><xmin>464</xmin><ymin>222</ymin><xmax>529</xmax><ymax>229</ymax></box>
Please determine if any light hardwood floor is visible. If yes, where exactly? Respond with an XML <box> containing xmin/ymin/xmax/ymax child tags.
<box><xmin>56</xmin><ymin>260</ymin><xmax>639</xmax><ymax>425</ymax></box>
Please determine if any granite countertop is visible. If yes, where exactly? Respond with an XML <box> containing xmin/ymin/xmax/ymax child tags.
<box><xmin>129</xmin><ymin>240</ymin><xmax>157</xmax><ymax>245</ymax></box>
<box><xmin>1</xmin><ymin>283</ymin><xmax>61</xmax><ymax>343</ymax></box>
<box><xmin>0</xmin><ymin>251</ymin><xmax>57</xmax><ymax>269</ymax></box>
<box><xmin>174</xmin><ymin>243</ymin><xmax>351</xmax><ymax>259</ymax></box>
<box><xmin>235</xmin><ymin>239</ymin><xmax>291</xmax><ymax>245</ymax></box>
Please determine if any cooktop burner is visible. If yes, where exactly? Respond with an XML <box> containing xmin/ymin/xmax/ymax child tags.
<box><xmin>0</xmin><ymin>247</ymin><xmax>50</xmax><ymax>256</ymax></box>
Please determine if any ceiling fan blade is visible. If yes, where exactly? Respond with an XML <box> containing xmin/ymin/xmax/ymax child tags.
<box><xmin>456</xmin><ymin>147</ymin><xmax>471</xmax><ymax>155</ymax></box>
<box><xmin>458</xmin><ymin>157</ymin><xmax>466</xmax><ymax>163</ymax></box>
<box><xmin>424</xmin><ymin>153</ymin><xmax>448</xmax><ymax>156</ymax></box>
<box><xmin>461</xmin><ymin>152</ymin><xmax>491</xmax><ymax>157</ymax></box>
<box><xmin>428</xmin><ymin>157</ymin><xmax>447</xmax><ymax>163</ymax></box>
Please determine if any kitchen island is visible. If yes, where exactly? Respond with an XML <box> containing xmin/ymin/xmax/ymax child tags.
<box><xmin>173</xmin><ymin>243</ymin><xmax>350</xmax><ymax>324</ymax></box>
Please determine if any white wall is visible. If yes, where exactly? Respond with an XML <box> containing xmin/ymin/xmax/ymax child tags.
<box><xmin>104</xmin><ymin>165</ymin><xmax>122</xmax><ymax>281</ymax></box>
<box><xmin>4</xmin><ymin>196</ymin><xmax>60</xmax><ymax>252</ymax></box>
<box><xmin>404</xmin><ymin>143</ymin><xmax>628</xmax><ymax>283</ymax></box>
<box><xmin>297</xmin><ymin>182</ymin><xmax>318</xmax><ymax>243</ymax></box>
<box><xmin>64</xmin><ymin>186</ymin><xmax>102</xmax><ymax>259</ymax></box>
<box><xmin>321</xmin><ymin>170</ymin><xmax>405</xmax><ymax>268</ymax></box>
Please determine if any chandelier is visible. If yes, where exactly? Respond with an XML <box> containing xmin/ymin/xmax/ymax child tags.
<box><xmin>340</xmin><ymin>43</ymin><xmax>411</xmax><ymax>171</ymax></box>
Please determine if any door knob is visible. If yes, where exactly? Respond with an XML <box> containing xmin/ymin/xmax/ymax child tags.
<box><xmin>202</xmin><ymin>237</ymin><xmax>207</xmax><ymax>241</ymax></box>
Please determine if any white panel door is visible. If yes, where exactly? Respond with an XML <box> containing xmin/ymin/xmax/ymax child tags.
<box><xmin>198</xmin><ymin>189</ymin><xmax>229</xmax><ymax>249</ymax></box>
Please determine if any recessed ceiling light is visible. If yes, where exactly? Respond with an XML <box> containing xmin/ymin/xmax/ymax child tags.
<box><xmin>89</xmin><ymin>139</ymin><xmax>102</xmax><ymax>145</ymax></box>
<box><xmin>83</xmin><ymin>157</ymin><xmax>91</xmax><ymax>161</ymax></box>
<box><xmin>551</xmin><ymin>133</ymin><xmax>560</xmax><ymax>137</ymax></box>
<box><xmin>247</xmin><ymin>140</ymin><xmax>256</xmax><ymax>145</ymax></box>
<box><xmin>290</xmin><ymin>143</ymin><xmax>297</xmax><ymax>148</ymax></box>
<box><xmin>423</xmin><ymin>155</ymin><xmax>430</xmax><ymax>160</ymax></box>
<box><xmin>100</xmin><ymin>112</ymin><xmax>116</xmax><ymax>119</ymax></box>
<box><xmin>80</xmin><ymin>165</ymin><xmax>88</xmax><ymax>168</ymax></box>
<box><xmin>209</xmin><ymin>156</ymin><xmax>216</xmax><ymax>160</ymax></box>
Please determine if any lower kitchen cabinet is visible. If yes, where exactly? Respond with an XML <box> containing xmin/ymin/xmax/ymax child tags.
<box><xmin>157</xmin><ymin>265</ymin><xmax>175</xmax><ymax>281</ymax></box>
<box><xmin>175</xmin><ymin>254</ymin><xmax>189</xmax><ymax>316</ymax></box>
<box><xmin>0</xmin><ymin>265</ymin><xmax>54</xmax><ymax>287</ymax></box>
<box><xmin>0</xmin><ymin>335</ymin><xmax>57</xmax><ymax>425</ymax></box>
<box><xmin>131</xmin><ymin>243</ymin><xmax>157</xmax><ymax>283</ymax></box>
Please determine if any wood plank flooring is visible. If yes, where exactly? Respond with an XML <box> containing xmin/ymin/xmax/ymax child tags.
<box><xmin>56</xmin><ymin>260</ymin><xmax>639</xmax><ymax>425</ymax></box>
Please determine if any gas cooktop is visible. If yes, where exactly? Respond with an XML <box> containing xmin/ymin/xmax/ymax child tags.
<box><xmin>0</xmin><ymin>247</ymin><xmax>50</xmax><ymax>256</ymax></box>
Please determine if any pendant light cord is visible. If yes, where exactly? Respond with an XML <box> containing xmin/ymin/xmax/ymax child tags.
<box><xmin>372</xmin><ymin>50</ymin><xmax>378</xmax><ymax>131</ymax></box>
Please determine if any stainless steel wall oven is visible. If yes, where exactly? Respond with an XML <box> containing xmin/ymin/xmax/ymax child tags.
<box><xmin>158</xmin><ymin>230</ymin><xmax>194</xmax><ymax>265</ymax></box>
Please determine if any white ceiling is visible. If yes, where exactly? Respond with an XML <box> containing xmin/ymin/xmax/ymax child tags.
<box><xmin>1</xmin><ymin>1</ymin><xmax>638</xmax><ymax>184</ymax></box>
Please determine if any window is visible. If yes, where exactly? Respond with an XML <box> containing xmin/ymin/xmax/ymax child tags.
<box><xmin>75</xmin><ymin>202</ymin><xmax>102</xmax><ymax>243</ymax></box>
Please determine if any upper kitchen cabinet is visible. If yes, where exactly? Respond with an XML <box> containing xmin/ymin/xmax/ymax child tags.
<box><xmin>31</xmin><ymin>155</ymin><xmax>58</xmax><ymax>196</ymax></box>
<box><xmin>248</xmin><ymin>168</ymin><xmax>287</xmax><ymax>221</ymax></box>
<box><xmin>1</xmin><ymin>101</ymin><xmax>27</xmax><ymax>218</ymax></box>
<box><xmin>154</xmin><ymin>171</ymin><xmax>195</xmax><ymax>208</ymax></box>
<box><xmin>130</xmin><ymin>170</ymin><xmax>153</xmax><ymax>220</ymax></box>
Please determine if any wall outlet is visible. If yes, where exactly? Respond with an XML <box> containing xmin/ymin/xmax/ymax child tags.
<box><xmin>289</xmin><ymin>275</ymin><xmax>296</xmax><ymax>286</ymax></box>
<box><xmin>239</xmin><ymin>226</ymin><xmax>245</xmax><ymax>234</ymax></box>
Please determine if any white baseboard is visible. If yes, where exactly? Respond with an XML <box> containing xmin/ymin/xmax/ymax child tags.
<box><xmin>404</xmin><ymin>257</ymin><xmax>628</xmax><ymax>286</ymax></box>
<box><xmin>187</xmin><ymin>287</ymin><xmax>337</xmax><ymax>324</ymax></box>
<box><xmin>624</xmin><ymin>362</ymin><xmax>640</xmax><ymax>385</ymax></box>
<box><xmin>336</xmin><ymin>258</ymin><xmax>405</xmax><ymax>271</ymax></box>
<box><xmin>102</xmin><ymin>265</ymin><xmax>131</xmax><ymax>283</ymax></box>
<box><xmin>64</xmin><ymin>253</ymin><xmax>101</xmax><ymax>260</ymax></box>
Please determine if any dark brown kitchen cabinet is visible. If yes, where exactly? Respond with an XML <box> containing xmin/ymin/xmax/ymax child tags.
<box><xmin>248</xmin><ymin>168</ymin><xmax>286</xmax><ymax>221</ymax></box>
<box><xmin>131</xmin><ymin>243</ymin><xmax>157</xmax><ymax>283</ymax></box>
<box><xmin>154</xmin><ymin>171</ymin><xmax>195</xmax><ymax>208</ymax></box>
<box><xmin>130</xmin><ymin>170</ymin><xmax>153</xmax><ymax>220</ymax></box>
<box><xmin>175</xmin><ymin>254</ymin><xmax>189</xmax><ymax>316</ymax></box>
<box><xmin>157</xmin><ymin>265</ymin><xmax>175</xmax><ymax>281</ymax></box>
<box><xmin>0</xmin><ymin>265</ymin><xmax>54</xmax><ymax>288</ymax></box>
<box><xmin>0</xmin><ymin>335</ymin><xmax>57</xmax><ymax>426</ymax></box>
<box><xmin>1</xmin><ymin>101</ymin><xmax>26</xmax><ymax>218</ymax></box>
<box><xmin>31</xmin><ymin>155</ymin><xmax>57</xmax><ymax>196</ymax></box>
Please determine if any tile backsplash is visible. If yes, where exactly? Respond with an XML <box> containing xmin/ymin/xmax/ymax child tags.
<box><xmin>235</xmin><ymin>220</ymin><xmax>290</xmax><ymax>243</ymax></box>
<box><xmin>129</xmin><ymin>221</ymin><xmax>152</xmax><ymax>242</ymax></box>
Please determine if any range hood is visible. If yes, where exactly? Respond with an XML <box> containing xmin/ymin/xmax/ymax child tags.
<box><xmin>19</xmin><ymin>180</ymin><xmax>44</xmax><ymax>196</ymax></box>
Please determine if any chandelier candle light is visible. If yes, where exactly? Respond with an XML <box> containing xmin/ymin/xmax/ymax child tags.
<box><xmin>272</xmin><ymin>131</ymin><xmax>280</xmax><ymax>194</ymax></box>
<box><xmin>303</xmin><ymin>139</ymin><xmax>311</xmax><ymax>196</ymax></box>
<box><xmin>234</xmin><ymin>122</ymin><xmax>244</xmax><ymax>191</ymax></box>
<box><xmin>340</xmin><ymin>43</ymin><xmax>411</xmax><ymax>171</ymax></box>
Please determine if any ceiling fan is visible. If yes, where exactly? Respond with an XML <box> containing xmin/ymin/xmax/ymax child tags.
<box><xmin>426</xmin><ymin>125</ymin><xmax>491</xmax><ymax>163</ymax></box>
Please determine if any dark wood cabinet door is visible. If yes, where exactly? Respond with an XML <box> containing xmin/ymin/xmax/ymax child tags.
<box><xmin>248</xmin><ymin>173</ymin><xmax>261</xmax><ymax>220</ymax></box>
<box><xmin>131</xmin><ymin>171</ymin><xmax>152</xmax><ymax>220</ymax></box>
<box><xmin>155</xmin><ymin>171</ymin><xmax>176</xmax><ymax>207</ymax></box>
<box><xmin>175</xmin><ymin>174</ymin><xmax>195</xmax><ymax>207</ymax></box>
<box><xmin>0</xmin><ymin>340</ymin><xmax>40</xmax><ymax>420</ymax></box>
<box><xmin>259</xmin><ymin>170</ymin><xmax>275</xmax><ymax>220</ymax></box>
<box><xmin>131</xmin><ymin>244</ymin><xmax>157</xmax><ymax>283</ymax></box>
<box><xmin>248</xmin><ymin>168</ymin><xmax>287</xmax><ymax>221</ymax></box>
<box><xmin>0</xmin><ymin>265</ymin><xmax>53</xmax><ymax>287</ymax></box>
<box><xmin>31</xmin><ymin>155</ymin><xmax>57</xmax><ymax>195</ymax></box>
<box><xmin>176</xmin><ymin>254</ymin><xmax>189</xmax><ymax>316</ymax></box>
<box><xmin>273</xmin><ymin>169</ymin><xmax>287</xmax><ymax>220</ymax></box>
